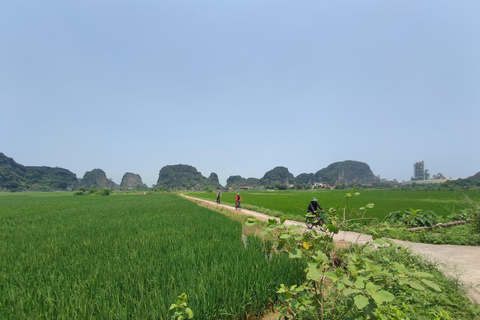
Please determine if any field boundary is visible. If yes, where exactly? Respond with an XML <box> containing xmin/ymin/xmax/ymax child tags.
<box><xmin>182</xmin><ymin>194</ymin><xmax>480</xmax><ymax>304</ymax></box>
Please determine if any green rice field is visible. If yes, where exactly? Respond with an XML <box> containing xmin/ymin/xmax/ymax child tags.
<box><xmin>188</xmin><ymin>189</ymin><xmax>480</xmax><ymax>220</ymax></box>
<box><xmin>0</xmin><ymin>193</ymin><xmax>304</xmax><ymax>319</ymax></box>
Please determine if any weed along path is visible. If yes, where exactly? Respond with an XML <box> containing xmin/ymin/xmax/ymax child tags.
<box><xmin>182</xmin><ymin>195</ymin><xmax>480</xmax><ymax>304</ymax></box>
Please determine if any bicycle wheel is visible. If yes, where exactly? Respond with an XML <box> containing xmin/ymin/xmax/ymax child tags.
<box><xmin>305</xmin><ymin>216</ymin><xmax>315</xmax><ymax>229</ymax></box>
<box><xmin>317</xmin><ymin>218</ymin><xmax>327</xmax><ymax>232</ymax></box>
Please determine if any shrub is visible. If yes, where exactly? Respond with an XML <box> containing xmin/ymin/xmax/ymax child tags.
<box><xmin>88</xmin><ymin>186</ymin><xmax>98</xmax><ymax>194</ymax></box>
<box><xmin>384</xmin><ymin>209</ymin><xmax>438</xmax><ymax>227</ymax></box>
<box><xmin>96</xmin><ymin>188</ymin><xmax>112</xmax><ymax>196</ymax></box>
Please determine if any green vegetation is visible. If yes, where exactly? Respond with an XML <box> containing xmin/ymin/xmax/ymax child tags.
<box><xmin>246</xmin><ymin>192</ymin><xmax>480</xmax><ymax>319</ymax></box>
<box><xmin>187</xmin><ymin>189</ymin><xmax>480</xmax><ymax>221</ymax></box>
<box><xmin>0</xmin><ymin>193</ymin><xmax>304</xmax><ymax>319</ymax></box>
<box><xmin>315</xmin><ymin>160</ymin><xmax>379</xmax><ymax>185</ymax></box>
<box><xmin>0</xmin><ymin>153</ymin><xmax>78</xmax><ymax>192</ymax></box>
<box><xmin>189</xmin><ymin>190</ymin><xmax>480</xmax><ymax>246</ymax></box>
<box><xmin>358</xmin><ymin>195</ymin><xmax>480</xmax><ymax>245</ymax></box>
<box><xmin>156</xmin><ymin>164</ymin><xmax>221</xmax><ymax>190</ymax></box>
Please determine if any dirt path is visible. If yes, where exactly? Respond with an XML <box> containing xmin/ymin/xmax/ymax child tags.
<box><xmin>183</xmin><ymin>195</ymin><xmax>480</xmax><ymax>304</ymax></box>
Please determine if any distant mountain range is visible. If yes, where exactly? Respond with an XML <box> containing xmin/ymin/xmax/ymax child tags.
<box><xmin>0</xmin><ymin>153</ymin><xmax>78</xmax><ymax>192</ymax></box>
<box><xmin>2</xmin><ymin>152</ymin><xmax>476</xmax><ymax>192</ymax></box>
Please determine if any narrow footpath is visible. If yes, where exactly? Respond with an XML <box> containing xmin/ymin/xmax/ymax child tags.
<box><xmin>183</xmin><ymin>195</ymin><xmax>480</xmax><ymax>304</ymax></box>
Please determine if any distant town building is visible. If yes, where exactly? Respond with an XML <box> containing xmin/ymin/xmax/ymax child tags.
<box><xmin>431</xmin><ymin>173</ymin><xmax>446</xmax><ymax>180</ymax></box>
<box><xmin>405</xmin><ymin>161</ymin><xmax>451</xmax><ymax>185</ymax></box>
<box><xmin>413</xmin><ymin>161</ymin><xmax>426</xmax><ymax>180</ymax></box>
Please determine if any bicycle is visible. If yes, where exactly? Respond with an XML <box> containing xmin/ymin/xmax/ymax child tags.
<box><xmin>305</xmin><ymin>213</ymin><xmax>326</xmax><ymax>231</ymax></box>
<box><xmin>235</xmin><ymin>200</ymin><xmax>242</xmax><ymax>210</ymax></box>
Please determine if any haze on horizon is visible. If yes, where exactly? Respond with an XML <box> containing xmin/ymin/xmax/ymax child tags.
<box><xmin>1</xmin><ymin>1</ymin><xmax>479</xmax><ymax>187</ymax></box>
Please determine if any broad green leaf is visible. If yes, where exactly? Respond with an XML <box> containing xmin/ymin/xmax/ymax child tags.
<box><xmin>399</xmin><ymin>280</ymin><xmax>425</xmax><ymax>291</ymax></box>
<box><xmin>365</xmin><ymin>282</ymin><xmax>377</xmax><ymax>294</ymax></box>
<box><xmin>324</xmin><ymin>271</ymin><xmax>340</xmax><ymax>283</ymax></box>
<box><xmin>306</xmin><ymin>267</ymin><xmax>322</xmax><ymax>281</ymax></box>
<box><xmin>267</xmin><ymin>218</ymin><xmax>278</xmax><ymax>226</ymax></box>
<box><xmin>185</xmin><ymin>308</ymin><xmax>193</xmax><ymax>319</ymax></box>
<box><xmin>355</xmin><ymin>278</ymin><xmax>365</xmax><ymax>289</ymax></box>
<box><xmin>348</xmin><ymin>265</ymin><xmax>358</xmax><ymax>276</ymax></box>
<box><xmin>371</xmin><ymin>290</ymin><xmax>394</xmax><ymax>304</ymax></box>
<box><xmin>343</xmin><ymin>288</ymin><xmax>361</xmax><ymax>296</ymax></box>
<box><xmin>415</xmin><ymin>271</ymin><xmax>433</xmax><ymax>278</ymax></box>
<box><xmin>289</xmin><ymin>248</ymin><xmax>302</xmax><ymax>259</ymax></box>
<box><xmin>354</xmin><ymin>295</ymin><xmax>369</xmax><ymax>309</ymax></box>
<box><xmin>280</xmin><ymin>234</ymin><xmax>291</xmax><ymax>239</ymax></box>
<box><xmin>327</xmin><ymin>224</ymin><xmax>340</xmax><ymax>234</ymax></box>
<box><xmin>343</xmin><ymin>278</ymin><xmax>354</xmax><ymax>287</ymax></box>
<box><xmin>294</xmin><ymin>235</ymin><xmax>303</xmax><ymax>241</ymax></box>
<box><xmin>422</xmin><ymin>279</ymin><xmax>442</xmax><ymax>292</ymax></box>
<box><xmin>314</xmin><ymin>251</ymin><xmax>329</xmax><ymax>263</ymax></box>
<box><xmin>373</xmin><ymin>238</ymin><xmax>387</xmax><ymax>246</ymax></box>
<box><xmin>245</xmin><ymin>218</ymin><xmax>259</xmax><ymax>226</ymax></box>
<box><xmin>366</xmin><ymin>203</ymin><xmax>375</xmax><ymax>208</ymax></box>
<box><xmin>277</xmin><ymin>285</ymin><xmax>287</xmax><ymax>293</ymax></box>
<box><xmin>363</xmin><ymin>245</ymin><xmax>374</xmax><ymax>254</ymax></box>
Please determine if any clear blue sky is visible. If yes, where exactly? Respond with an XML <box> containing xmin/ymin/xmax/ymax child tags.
<box><xmin>1</xmin><ymin>1</ymin><xmax>479</xmax><ymax>187</ymax></box>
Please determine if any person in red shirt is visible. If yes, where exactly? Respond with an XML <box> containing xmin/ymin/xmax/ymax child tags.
<box><xmin>235</xmin><ymin>193</ymin><xmax>243</xmax><ymax>210</ymax></box>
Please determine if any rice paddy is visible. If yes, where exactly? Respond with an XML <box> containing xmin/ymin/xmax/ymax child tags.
<box><xmin>0</xmin><ymin>193</ymin><xmax>304</xmax><ymax>319</ymax></box>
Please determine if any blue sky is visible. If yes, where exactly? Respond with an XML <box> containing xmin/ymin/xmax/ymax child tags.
<box><xmin>1</xmin><ymin>1</ymin><xmax>479</xmax><ymax>187</ymax></box>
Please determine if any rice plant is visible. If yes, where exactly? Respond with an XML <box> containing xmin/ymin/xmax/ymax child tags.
<box><xmin>0</xmin><ymin>193</ymin><xmax>304</xmax><ymax>319</ymax></box>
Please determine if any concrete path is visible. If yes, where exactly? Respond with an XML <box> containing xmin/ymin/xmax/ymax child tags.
<box><xmin>183</xmin><ymin>195</ymin><xmax>480</xmax><ymax>304</ymax></box>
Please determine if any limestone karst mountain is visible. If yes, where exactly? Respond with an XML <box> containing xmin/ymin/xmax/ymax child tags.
<box><xmin>80</xmin><ymin>169</ymin><xmax>117</xmax><ymax>189</ymax></box>
<box><xmin>0</xmin><ymin>152</ymin><xmax>78</xmax><ymax>191</ymax></box>
<box><xmin>120</xmin><ymin>172</ymin><xmax>147</xmax><ymax>190</ymax></box>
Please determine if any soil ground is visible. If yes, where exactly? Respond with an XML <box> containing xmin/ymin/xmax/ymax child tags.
<box><xmin>183</xmin><ymin>195</ymin><xmax>480</xmax><ymax>305</ymax></box>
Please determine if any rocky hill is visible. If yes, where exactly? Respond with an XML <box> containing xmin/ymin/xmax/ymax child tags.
<box><xmin>120</xmin><ymin>172</ymin><xmax>147</xmax><ymax>190</ymax></box>
<box><xmin>467</xmin><ymin>172</ymin><xmax>480</xmax><ymax>180</ymax></box>
<box><xmin>207</xmin><ymin>173</ymin><xmax>222</xmax><ymax>190</ymax></box>
<box><xmin>225</xmin><ymin>175</ymin><xmax>260</xmax><ymax>188</ymax></box>
<box><xmin>156</xmin><ymin>164</ymin><xmax>221</xmax><ymax>190</ymax></box>
<box><xmin>1</xmin><ymin>152</ymin><xmax>384</xmax><ymax>192</ymax></box>
<box><xmin>313</xmin><ymin>160</ymin><xmax>380</xmax><ymax>185</ymax></box>
<box><xmin>260</xmin><ymin>166</ymin><xmax>295</xmax><ymax>185</ymax></box>
<box><xmin>226</xmin><ymin>162</ymin><xmax>380</xmax><ymax>188</ymax></box>
<box><xmin>0</xmin><ymin>153</ymin><xmax>78</xmax><ymax>191</ymax></box>
<box><xmin>80</xmin><ymin>169</ymin><xmax>117</xmax><ymax>189</ymax></box>
<box><xmin>295</xmin><ymin>173</ymin><xmax>316</xmax><ymax>185</ymax></box>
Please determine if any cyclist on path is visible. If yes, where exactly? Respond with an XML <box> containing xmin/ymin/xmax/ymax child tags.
<box><xmin>307</xmin><ymin>197</ymin><xmax>324</xmax><ymax>218</ymax></box>
<box><xmin>235</xmin><ymin>193</ymin><xmax>243</xmax><ymax>209</ymax></box>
